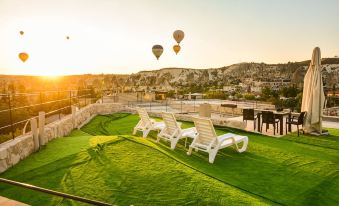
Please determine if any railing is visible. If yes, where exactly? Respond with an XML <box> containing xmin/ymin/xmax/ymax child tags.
<box><xmin>0</xmin><ymin>89</ymin><xmax>95</xmax><ymax>143</ymax></box>
<box><xmin>324</xmin><ymin>106</ymin><xmax>339</xmax><ymax>117</ymax></box>
<box><xmin>126</xmin><ymin>99</ymin><xmax>276</xmax><ymax>117</ymax></box>
<box><xmin>0</xmin><ymin>178</ymin><xmax>113</xmax><ymax>206</ymax></box>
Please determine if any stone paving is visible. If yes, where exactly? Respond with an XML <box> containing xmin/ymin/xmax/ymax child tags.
<box><xmin>0</xmin><ymin>196</ymin><xmax>29</xmax><ymax>206</ymax></box>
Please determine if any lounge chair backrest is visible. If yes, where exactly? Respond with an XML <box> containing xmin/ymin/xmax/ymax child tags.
<box><xmin>137</xmin><ymin>108</ymin><xmax>151</xmax><ymax>124</ymax></box>
<box><xmin>162</xmin><ymin>112</ymin><xmax>180</xmax><ymax>134</ymax></box>
<box><xmin>193</xmin><ymin>117</ymin><xmax>217</xmax><ymax>147</ymax></box>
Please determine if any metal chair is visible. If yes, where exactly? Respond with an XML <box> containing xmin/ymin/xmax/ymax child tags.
<box><xmin>243</xmin><ymin>109</ymin><xmax>257</xmax><ymax>130</ymax></box>
<box><xmin>286</xmin><ymin>112</ymin><xmax>306</xmax><ymax>136</ymax></box>
<box><xmin>261</xmin><ymin>111</ymin><xmax>280</xmax><ymax>135</ymax></box>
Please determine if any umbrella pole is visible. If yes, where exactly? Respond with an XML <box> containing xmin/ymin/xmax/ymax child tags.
<box><xmin>319</xmin><ymin>70</ymin><xmax>323</xmax><ymax>135</ymax></box>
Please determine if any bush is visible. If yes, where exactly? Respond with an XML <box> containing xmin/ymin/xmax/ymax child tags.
<box><xmin>243</xmin><ymin>93</ymin><xmax>255</xmax><ymax>100</ymax></box>
<box><xmin>235</xmin><ymin>93</ymin><xmax>243</xmax><ymax>99</ymax></box>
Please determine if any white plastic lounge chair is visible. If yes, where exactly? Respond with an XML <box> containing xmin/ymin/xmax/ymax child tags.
<box><xmin>157</xmin><ymin>112</ymin><xmax>197</xmax><ymax>149</ymax></box>
<box><xmin>133</xmin><ymin>108</ymin><xmax>165</xmax><ymax>138</ymax></box>
<box><xmin>187</xmin><ymin>117</ymin><xmax>248</xmax><ymax>163</ymax></box>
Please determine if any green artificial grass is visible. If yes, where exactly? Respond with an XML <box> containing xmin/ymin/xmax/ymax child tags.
<box><xmin>0</xmin><ymin>113</ymin><xmax>338</xmax><ymax>206</ymax></box>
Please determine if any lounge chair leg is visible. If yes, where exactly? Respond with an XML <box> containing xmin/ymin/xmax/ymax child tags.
<box><xmin>143</xmin><ymin>129</ymin><xmax>150</xmax><ymax>138</ymax></box>
<box><xmin>170</xmin><ymin>138</ymin><xmax>179</xmax><ymax>150</ymax></box>
<box><xmin>209</xmin><ymin>150</ymin><xmax>218</xmax><ymax>163</ymax></box>
<box><xmin>133</xmin><ymin>128</ymin><xmax>137</xmax><ymax>135</ymax></box>
<box><xmin>297</xmin><ymin>125</ymin><xmax>299</xmax><ymax>136</ymax></box>
<box><xmin>235</xmin><ymin>137</ymin><xmax>248</xmax><ymax>153</ymax></box>
<box><xmin>187</xmin><ymin>147</ymin><xmax>193</xmax><ymax>155</ymax></box>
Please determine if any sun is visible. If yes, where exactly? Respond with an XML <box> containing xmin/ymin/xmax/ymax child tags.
<box><xmin>41</xmin><ymin>75</ymin><xmax>61</xmax><ymax>80</ymax></box>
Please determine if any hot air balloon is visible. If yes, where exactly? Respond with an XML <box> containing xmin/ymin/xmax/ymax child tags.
<box><xmin>152</xmin><ymin>45</ymin><xmax>163</xmax><ymax>60</ymax></box>
<box><xmin>20</xmin><ymin>31</ymin><xmax>24</xmax><ymax>35</ymax></box>
<box><xmin>173</xmin><ymin>45</ymin><xmax>181</xmax><ymax>55</ymax></box>
<box><xmin>19</xmin><ymin>52</ymin><xmax>29</xmax><ymax>62</ymax></box>
<box><xmin>66</xmin><ymin>36</ymin><xmax>70</xmax><ymax>40</ymax></box>
<box><xmin>173</xmin><ymin>30</ymin><xmax>184</xmax><ymax>44</ymax></box>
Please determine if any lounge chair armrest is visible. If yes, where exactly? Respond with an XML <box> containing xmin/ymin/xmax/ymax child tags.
<box><xmin>181</xmin><ymin>127</ymin><xmax>197</xmax><ymax>138</ymax></box>
<box><xmin>217</xmin><ymin>133</ymin><xmax>236</xmax><ymax>144</ymax></box>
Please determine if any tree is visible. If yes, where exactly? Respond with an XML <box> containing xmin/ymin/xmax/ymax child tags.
<box><xmin>261</xmin><ymin>87</ymin><xmax>272</xmax><ymax>99</ymax></box>
<box><xmin>280</xmin><ymin>86</ymin><xmax>299</xmax><ymax>98</ymax></box>
<box><xmin>282</xmin><ymin>98</ymin><xmax>298</xmax><ymax>111</ymax></box>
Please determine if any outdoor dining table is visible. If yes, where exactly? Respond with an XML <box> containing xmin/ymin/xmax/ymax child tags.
<box><xmin>255</xmin><ymin>110</ymin><xmax>292</xmax><ymax>135</ymax></box>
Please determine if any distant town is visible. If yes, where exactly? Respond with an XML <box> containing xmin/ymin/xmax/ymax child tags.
<box><xmin>1</xmin><ymin>58</ymin><xmax>338</xmax><ymax>108</ymax></box>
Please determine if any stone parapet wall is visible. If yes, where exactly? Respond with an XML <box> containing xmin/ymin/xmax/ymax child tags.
<box><xmin>0</xmin><ymin>134</ymin><xmax>34</xmax><ymax>173</ymax></box>
<box><xmin>0</xmin><ymin>103</ymin><xmax>128</xmax><ymax>173</ymax></box>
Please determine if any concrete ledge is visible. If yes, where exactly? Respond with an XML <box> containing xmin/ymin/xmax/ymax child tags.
<box><xmin>323</xmin><ymin>115</ymin><xmax>339</xmax><ymax>122</ymax></box>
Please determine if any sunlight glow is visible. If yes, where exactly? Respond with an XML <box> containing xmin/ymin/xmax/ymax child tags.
<box><xmin>0</xmin><ymin>0</ymin><xmax>338</xmax><ymax>75</ymax></box>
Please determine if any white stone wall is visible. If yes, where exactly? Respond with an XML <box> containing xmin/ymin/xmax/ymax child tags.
<box><xmin>0</xmin><ymin>134</ymin><xmax>34</xmax><ymax>173</ymax></box>
<box><xmin>0</xmin><ymin>103</ymin><xmax>128</xmax><ymax>173</ymax></box>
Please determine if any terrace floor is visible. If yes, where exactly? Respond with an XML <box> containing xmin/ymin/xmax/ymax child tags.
<box><xmin>0</xmin><ymin>113</ymin><xmax>338</xmax><ymax>206</ymax></box>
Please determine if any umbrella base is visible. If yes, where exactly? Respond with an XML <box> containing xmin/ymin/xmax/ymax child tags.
<box><xmin>309</xmin><ymin>129</ymin><xmax>329</xmax><ymax>136</ymax></box>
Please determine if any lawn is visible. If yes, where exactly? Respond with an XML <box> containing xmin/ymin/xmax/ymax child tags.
<box><xmin>0</xmin><ymin>113</ymin><xmax>338</xmax><ymax>206</ymax></box>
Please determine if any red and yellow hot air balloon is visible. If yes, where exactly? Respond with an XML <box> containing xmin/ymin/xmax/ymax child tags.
<box><xmin>173</xmin><ymin>45</ymin><xmax>181</xmax><ymax>55</ymax></box>
<box><xmin>152</xmin><ymin>45</ymin><xmax>163</xmax><ymax>60</ymax></box>
<box><xmin>173</xmin><ymin>30</ymin><xmax>184</xmax><ymax>44</ymax></box>
<box><xmin>18</xmin><ymin>52</ymin><xmax>29</xmax><ymax>62</ymax></box>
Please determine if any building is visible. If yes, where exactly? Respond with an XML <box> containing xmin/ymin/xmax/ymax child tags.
<box><xmin>184</xmin><ymin>93</ymin><xmax>204</xmax><ymax>100</ymax></box>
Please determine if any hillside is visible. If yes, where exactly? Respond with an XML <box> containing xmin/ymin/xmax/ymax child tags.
<box><xmin>125</xmin><ymin>58</ymin><xmax>339</xmax><ymax>90</ymax></box>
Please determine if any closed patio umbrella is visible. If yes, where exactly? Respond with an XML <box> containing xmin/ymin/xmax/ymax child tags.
<box><xmin>301</xmin><ymin>47</ymin><xmax>325</xmax><ymax>134</ymax></box>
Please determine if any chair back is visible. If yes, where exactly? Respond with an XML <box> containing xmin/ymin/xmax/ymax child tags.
<box><xmin>192</xmin><ymin>117</ymin><xmax>217</xmax><ymax>147</ymax></box>
<box><xmin>261</xmin><ymin>111</ymin><xmax>275</xmax><ymax>124</ymax></box>
<box><xmin>298</xmin><ymin>112</ymin><xmax>306</xmax><ymax>124</ymax></box>
<box><xmin>243</xmin><ymin>109</ymin><xmax>255</xmax><ymax>121</ymax></box>
<box><xmin>162</xmin><ymin>112</ymin><xmax>180</xmax><ymax>134</ymax></box>
<box><xmin>137</xmin><ymin>108</ymin><xmax>151</xmax><ymax>124</ymax></box>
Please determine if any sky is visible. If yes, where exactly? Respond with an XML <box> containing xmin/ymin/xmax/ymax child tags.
<box><xmin>0</xmin><ymin>0</ymin><xmax>338</xmax><ymax>76</ymax></box>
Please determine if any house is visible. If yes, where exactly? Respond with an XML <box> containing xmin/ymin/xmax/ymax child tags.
<box><xmin>184</xmin><ymin>93</ymin><xmax>204</xmax><ymax>100</ymax></box>
<box><xmin>155</xmin><ymin>91</ymin><xmax>167</xmax><ymax>100</ymax></box>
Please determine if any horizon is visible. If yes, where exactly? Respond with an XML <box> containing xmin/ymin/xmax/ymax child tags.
<box><xmin>0</xmin><ymin>0</ymin><xmax>338</xmax><ymax>76</ymax></box>
<box><xmin>0</xmin><ymin>56</ymin><xmax>338</xmax><ymax>76</ymax></box>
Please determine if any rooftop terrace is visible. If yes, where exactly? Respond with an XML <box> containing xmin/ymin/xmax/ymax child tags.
<box><xmin>0</xmin><ymin>113</ymin><xmax>338</xmax><ymax>205</ymax></box>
